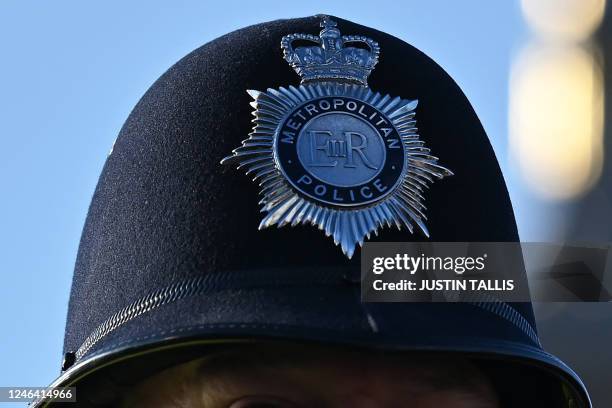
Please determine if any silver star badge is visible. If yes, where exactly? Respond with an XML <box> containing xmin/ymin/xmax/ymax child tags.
<box><xmin>222</xmin><ymin>16</ymin><xmax>452</xmax><ymax>258</ymax></box>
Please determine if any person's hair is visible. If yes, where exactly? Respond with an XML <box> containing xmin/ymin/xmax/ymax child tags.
<box><xmin>123</xmin><ymin>342</ymin><xmax>501</xmax><ymax>407</ymax></box>
<box><xmin>196</xmin><ymin>343</ymin><xmax>496</xmax><ymax>393</ymax></box>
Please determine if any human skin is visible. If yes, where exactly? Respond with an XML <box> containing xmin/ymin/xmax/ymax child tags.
<box><xmin>121</xmin><ymin>343</ymin><xmax>500</xmax><ymax>408</ymax></box>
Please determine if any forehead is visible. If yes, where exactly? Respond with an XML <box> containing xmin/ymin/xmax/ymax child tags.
<box><xmin>125</xmin><ymin>345</ymin><xmax>499</xmax><ymax>407</ymax></box>
<box><xmin>198</xmin><ymin>344</ymin><xmax>497</xmax><ymax>397</ymax></box>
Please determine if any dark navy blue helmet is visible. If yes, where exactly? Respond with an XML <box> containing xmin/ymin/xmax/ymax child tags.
<box><xmin>37</xmin><ymin>16</ymin><xmax>590</xmax><ymax>408</ymax></box>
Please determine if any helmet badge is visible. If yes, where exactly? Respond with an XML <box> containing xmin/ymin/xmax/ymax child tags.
<box><xmin>222</xmin><ymin>16</ymin><xmax>452</xmax><ymax>258</ymax></box>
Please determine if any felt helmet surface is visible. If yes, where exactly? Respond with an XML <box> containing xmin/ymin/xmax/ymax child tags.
<box><xmin>38</xmin><ymin>15</ymin><xmax>590</xmax><ymax>408</ymax></box>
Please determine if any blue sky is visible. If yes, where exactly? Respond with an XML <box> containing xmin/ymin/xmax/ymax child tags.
<box><xmin>0</xmin><ymin>0</ymin><xmax>526</xmax><ymax>395</ymax></box>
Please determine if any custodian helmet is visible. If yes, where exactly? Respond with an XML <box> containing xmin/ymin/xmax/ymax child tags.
<box><xmin>38</xmin><ymin>15</ymin><xmax>590</xmax><ymax>408</ymax></box>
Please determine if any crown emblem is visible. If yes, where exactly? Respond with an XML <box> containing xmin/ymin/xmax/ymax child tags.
<box><xmin>281</xmin><ymin>17</ymin><xmax>380</xmax><ymax>86</ymax></box>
